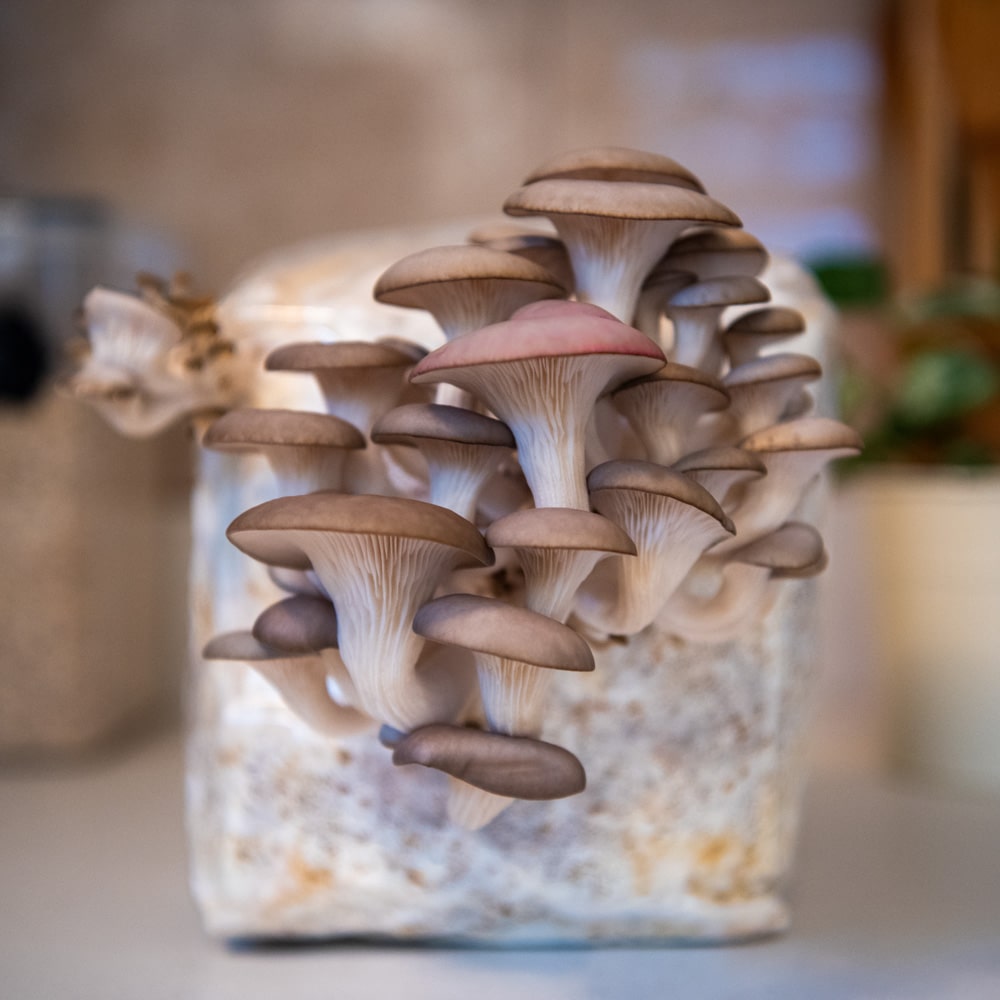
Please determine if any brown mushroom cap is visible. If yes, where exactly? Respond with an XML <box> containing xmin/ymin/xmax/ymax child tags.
<box><xmin>505</xmin><ymin>178</ymin><xmax>739</xmax><ymax>226</ymax></box>
<box><xmin>723</xmin><ymin>353</ymin><xmax>823</xmax><ymax>436</ymax></box>
<box><xmin>741</xmin><ymin>416</ymin><xmax>863</xmax><ymax>455</ymax></box>
<box><xmin>486</xmin><ymin>507</ymin><xmax>634</xmax><ymax>556</ymax></box>
<box><xmin>466</xmin><ymin>224</ymin><xmax>574</xmax><ymax>290</ymax></box>
<box><xmin>668</xmin><ymin>275</ymin><xmax>770</xmax><ymax>310</ymax></box>
<box><xmin>672</xmin><ymin>446</ymin><xmax>768</xmax><ymax>508</ymax></box>
<box><xmin>662</xmin><ymin>228</ymin><xmax>769</xmax><ymax>279</ymax></box>
<box><xmin>202</xmin><ymin>407</ymin><xmax>365</xmax><ymax>452</ymax></box>
<box><xmin>227</xmin><ymin>492</ymin><xmax>493</xmax><ymax>571</ymax></box>
<box><xmin>577</xmin><ymin>462</ymin><xmax>736</xmax><ymax>635</ymax></box>
<box><xmin>588</xmin><ymin>461</ymin><xmax>734</xmax><ymax>531</ymax></box>
<box><xmin>413</xmin><ymin>593</ymin><xmax>594</xmax><ymax>672</ymax></box>
<box><xmin>265</xmin><ymin>340</ymin><xmax>416</xmax><ymax>374</ymax></box>
<box><xmin>724</xmin><ymin>306</ymin><xmax>808</xmax><ymax>366</ymax></box>
<box><xmin>201</xmin><ymin>630</ymin><xmax>371</xmax><ymax>737</ymax></box>
<box><xmin>673</xmin><ymin>446</ymin><xmax>768</xmax><ymax>478</ymax></box>
<box><xmin>252</xmin><ymin>595</ymin><xmax>340</xmax><ymax>653</ymax></box>
<box><xmin>372</xmin><ymin>244</ymin><xmax>566</xmax><ymax>341</ymax></box>
<box><xmin>263</xmin><ymin>339</ymin><xmax>418</xmax><ymax>446</ymax></box>
<box><xmin>202</xmin><ymin>631</ymin><xmax>299</xmax><ymax>662</ymax></box>
<box><xmin>371</xmin><ymin>403</ymin><xmax>515</xmax><ymax>449</ymax></box>
<box><xmin>485</xmin><ymin>507</ymin><xmax>637</xmax><ymax>623</ymax></box>
<box><xmin>392</xmin><ymin>724</ymin><xmax>586</xmax><ymax>801</ymax></box>
<box><xmin>523</xmin><ymin>146</ymin><xmax>705</xmax><ymax>193</ymax></box>
<box><xmin>726</xmin><ymin>520</ymin><xmax>825</xmax><ymax>572</ymax></box>
<box><xmin>504</xmin><ymin>178</ymin><xmax>740</xmax><ymax>323</ymax></box>
<box><xmin>610</xmin><ymin>362</ymin><xmax>730</xmax><ymax>465</ymax></box>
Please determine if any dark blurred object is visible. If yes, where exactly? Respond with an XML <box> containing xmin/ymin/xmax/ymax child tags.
<box><xmin>0</xmin><ymin>300</ymin><xmax>49</xmax><ymax>403</ymax></box>
<box><xmin>841</xmin><ymin>277</ymin><xmax>1000</xmax><ymax>467</ymax></box>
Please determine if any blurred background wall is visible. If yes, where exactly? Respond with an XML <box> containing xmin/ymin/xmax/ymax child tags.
<box><xmin>2</xmin><ymin>0</ymin><xmax>997</xmax><ymax>786</ymax></box>
<box><xmin>0</xmin><ymin>0</ymin><xmax>883</xmax><ymax>289</ymax></box>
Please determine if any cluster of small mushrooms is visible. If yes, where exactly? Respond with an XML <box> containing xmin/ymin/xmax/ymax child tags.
<box><xmin>94</xmin><ymin>147</ymin><xmax>862</xmax><ymax>830</ymax></box>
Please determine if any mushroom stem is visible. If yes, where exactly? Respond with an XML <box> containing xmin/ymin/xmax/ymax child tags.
<box><xmin>555</xmin><ymin>216</ymin><xmax>693</xmax><ymax>323</ymax></box>
<box><xmin>308</xmin><ymin>532</ymin><xmax>471</xmax><ymax>730</ymax></box>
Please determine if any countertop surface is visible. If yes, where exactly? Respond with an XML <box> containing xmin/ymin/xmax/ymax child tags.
<box><xmin>2</xmin><ymin>728</ymin><xmax>999</xmax><ymax>1000</ymax></box>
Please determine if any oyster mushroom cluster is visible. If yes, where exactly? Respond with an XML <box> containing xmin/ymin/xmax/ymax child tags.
<box><xmin>203</xmin><ymin>146</ymin><xmax>861</xmax><ymax>830</ymax></box>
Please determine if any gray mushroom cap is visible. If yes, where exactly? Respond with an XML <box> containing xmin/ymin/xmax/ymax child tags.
<box><xmin>252</xmin><ymin>595</ymin><xmax>340</xmax><ymax>653</ymax></box>
<box><xmin>668</xmin><ymin>275</ymin><xmax>770</xmax><ymax>310</ymax></box>
<box><xmin>588</xmin><ymin>461</ymin><xmax>735</xmax><ymax>533</ymax></box>
<box><xmin>227</xmin><ymin>492</ymin><xmax>493</xmax><ymax>571</ymax></box>
<box><xmin>202</xmin><ymin>631</ymin><xmax>300</xmax><ymax>662</ymax></box>
<box><xmin>371</xmin><ymin>403</ymin><xmax>515</xmax><ymax>449</ymax></box>
<box><xmin>523</xmin><ymin>146</ymin><xmax>705</xmax><ymax>192</ymax></box>
<box><xmin>665</xmin><ymin>275</ymin><xmax>770</xmax><ymax>370</ymax></box>
<box><xmin>577</xmin><ymin>462</ymin><xmax>736</xmax><ymax>635</ymax></box>
<box><xmin>662</xmin><ymin>228</ymin><xmax>769</xmax><ymax>279</ymax></box>
<box><xmin>392</xmin><ymin>724</ymin><xmax>586</xmax><ymax>801</ymax></box>
<box><xmin>413</xmin><ymin>593</ymin><xmax>595</xmax><ymax>672</ymax></box>
<box><xmin>265</xmin><ymin>339</ymin><xmax>416</xmax><ymax>375</ymax></box>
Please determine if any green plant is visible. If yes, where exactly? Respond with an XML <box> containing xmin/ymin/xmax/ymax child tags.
<box><xmin>840</xmin><ymin>277</ymin><xmax>1000</xmax><ymax>467</ymax></box>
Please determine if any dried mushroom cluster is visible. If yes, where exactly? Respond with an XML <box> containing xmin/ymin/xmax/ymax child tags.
<box><xmin>195</xmin><ymin>147</ymin><xmax>860</xmax><ymax>829</ymax></box>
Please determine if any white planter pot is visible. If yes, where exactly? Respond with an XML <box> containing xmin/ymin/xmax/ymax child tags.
<box><xmin>857</xmin><ymin>468</ymin><xmax>1000</xmax><ymax>796</ymax></box>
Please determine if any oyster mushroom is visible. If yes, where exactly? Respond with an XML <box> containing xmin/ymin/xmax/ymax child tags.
<box><xmin>660</xmin><ymin>521</ymin><xmax>827</xmax><ymax>643</ymax></box>
<box><xmin>672</xmin><ymin>446</ymin><xmax>767</xmax><ymax>511</ymax></box>
<box><xmin>412</xmin><ymin>593</ymin><xmax>593</xmax><ymax>827</ymax></box>
<box><xmin>264</xmin><ymin>340</ymin><xmax>415</xmax><ymax>435</ymax></box>
<box><xmin>522</xmin><ymin>145</ymin><xmax>706</xmax><ymax>191</ymax></box>
<box><xmin>413</xmin><ymin>592</ymin><xmax>594</xmax><ymax>737</ymax></box>
<box><xmin>371</xmin><ymin>403</ymin><xmax>515</xmax><ymax>521</ymax></box>
<box><xmin>373</xmin><ymin>244</ymin><xmax>567</xmax><ymax>343</ymax></box>
<box><xmin>713</xmin><ymin>417</ymin><xmax>863</xmax><ymax>554</ymax></box>
<box><xmin>409</xmin><ymin>300</ymin><xmax>665</xmax><ymax>509</ymax></box>
<box><xmin>392</xmin><ymin>724</ymin><xmax>586</xmax><ymax>802</ymax></box>
<box><xmin>660</xmin><ymin>228</ymin><xmax>769</xmax><ymax>280</ymax></box>
<box><xmin>227</xmin><ymin>492</ymin><xmax>492</xmax><ymax>730</ymax></box>
<box><xmin>503</xmin><ymin>177</ymin><xmax>740</xmax><ymax>322</ymax></box>
<box><xmin>466</xmin><ymin>223</ymin><xmax>575</xmax><ymax>291</ymax></box>
<box><xmin>485</xmin><ymin>507</ymin><xmax>636</xmax><ymax>622</ymax></box>
<box><xmin>264</xmin><ymin>339</ymin><xmax>421</xmax><ymax>493</ymax></box>
<box><xmin>576</xmin><ymin>462</ymin><xmax>734</xmax><ymax>636</ymax></box>
<box><xmin>610</xmin><ymin>362</ymin><xmax>730</xmax><ymax>466</ymax></box>
<box><xmin>723</xmin><ymin>306</ymin><xmax>808</xmax><ymax>367</ymax></box>
<box><xmin>202</xmin><ymin>631</ymin><xmax>369</xmax><ymax>737</ymax></box>
<box><xmin>665</xmin><ymin>275</ymin><xmax>770</xmax><ymax>371</ymax></box>
<box><xmin>202</xmin><ymin>407</ymin><xmax>365</xmax><ymax>496</ymax></box>
<box><xmin>252</xmin><ymin>593</ymin><xmax>360</xmax><ymax>709</ymax></box>
<box><xmin>722</xmin><ymin>353</ymin><xmax>822</xmax><ymax>438</ymax></box>
<box><xmin>66</xmin><ymin>287</ymin><xmax>204</xmax><ymax>436</ymax></box>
